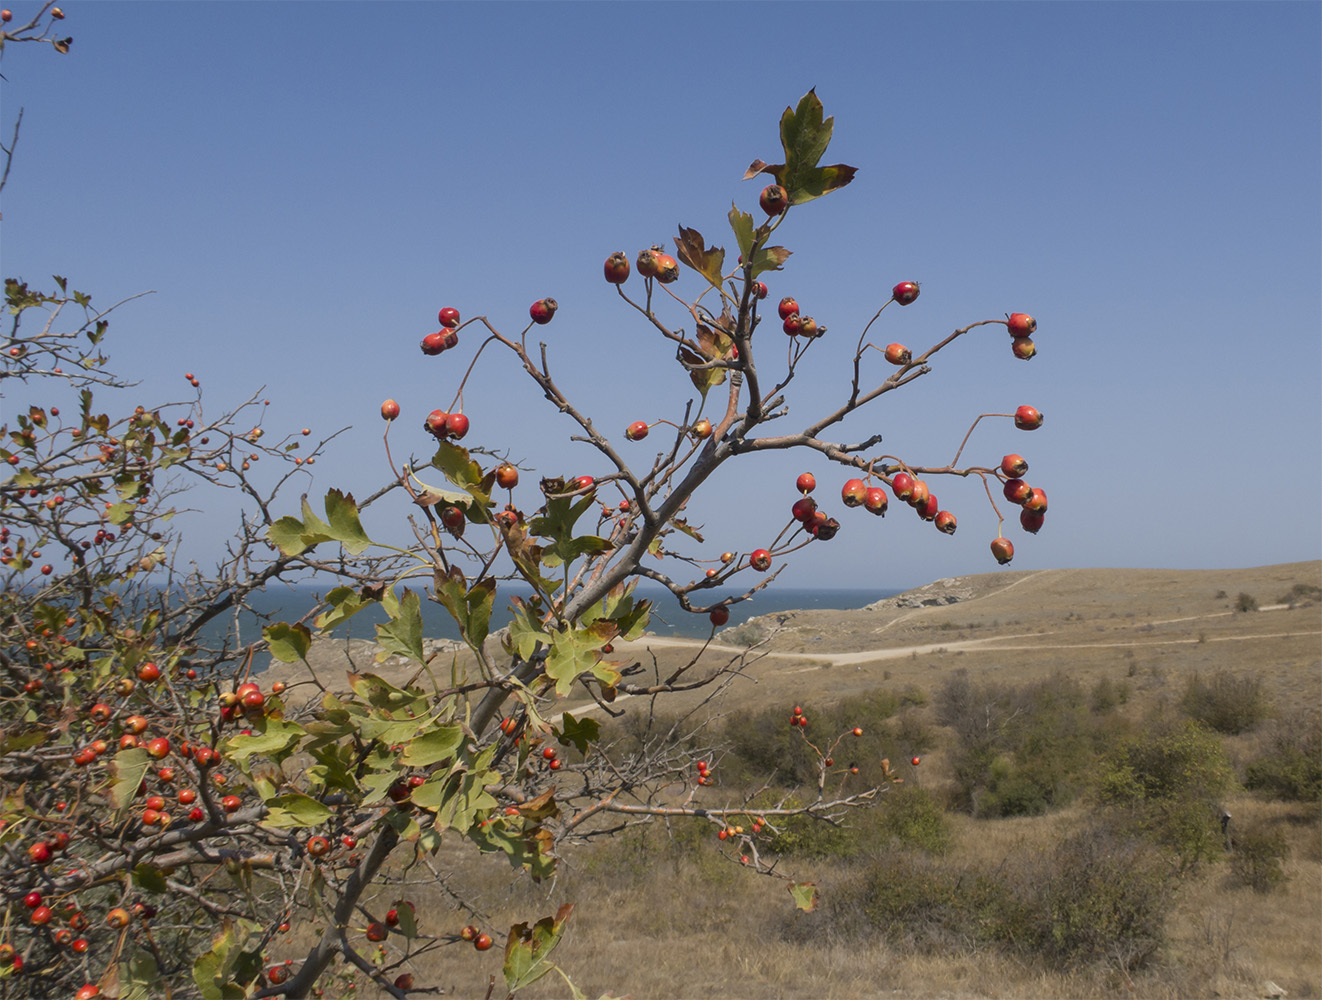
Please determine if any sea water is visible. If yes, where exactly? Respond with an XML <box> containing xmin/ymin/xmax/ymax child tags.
<box><xmin>212</xmin><ymin>582</ymin><xmax>900</xmax><ymax>647</ymax></box>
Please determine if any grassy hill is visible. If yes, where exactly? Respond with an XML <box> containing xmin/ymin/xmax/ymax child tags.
<box><xmin>279</xmin><ymin>562</ymin><xmax>1321</xmax><ymax>999</ymax></box>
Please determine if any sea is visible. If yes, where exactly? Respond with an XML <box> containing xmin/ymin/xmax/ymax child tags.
<box><xmin>217</xmin><ymin>583</ymin><xmax>900</xmax><ymax>648</ymax></box>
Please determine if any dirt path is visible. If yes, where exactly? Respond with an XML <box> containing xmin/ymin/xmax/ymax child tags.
<box><xmin>614</xmin><ymin>596</ymin><xmax>1315</xmax><ymax>671</ymax></box>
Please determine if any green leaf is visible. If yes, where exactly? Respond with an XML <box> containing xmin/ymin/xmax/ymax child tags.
<box><xmin>399</xmin><ymin>724</ymin><xmax>464</xmax><ymax>768</ymax></box>
<box><xmin>261</xmin><ymin>793</ymin><xmax>333</xmax><ymax>829</ymax></box>
<box><xmin>323</xmin><ymin>488</ymin><xmax>372</xmax><ymax>555</ymax></box>
<box><xmin>508</xmin><ymin>599</ymin><xmax>550</xmax><ymax>661</ymax></box>
<box><xmin>545</xmin><ymin>623</ymin><xmax>616</xmax><ymax>696</ymax></box>
<box><xmin>267</xmin><ymin>497</ymin><xmax>333</xmax><ymax>556</ymax></box>
<box><xmin>122</xmin><ymin>949</ymin><xmax>162</xmax><ymax>1000</ymax></box>
<box><xmin>412</xmin><ymin>745</ymin><xmax>499</xmax><ymax>832</ymax></box>
<box><xmin>315</xmin><ymin>585</ymin><xmax>374</xmax><ymax>631</ymax></box>
<box><xmin>263</xmin><ymin>622</ymin><xmax>311</xmax><ymax>663</ymax></box>
<box><xmin>745</xmin><ymin>91</ymin><xmax>857</xmax><ymax>207</ymax></box>
<box><xmin>109</xmin><ymin>748</ymin><xmax>153</xmax><ymax>817</ymax></box>
<box><xmin>471</xmin><ymin>820</ymin><xmax>558</xmax><ymax>882</ymax></box>
<box><xmin>224</xmin><ymin>717</ymin><xmax>306</xmax><ymax>773</ymax></box>
<box><xmin>435</xmin><ymin>576</ymin><xmax>497</xmax><ymax>649</ymax></box>
<box><xmin>192</xmin><ymin>919</ymin><xmax>261</xmax><ymax>1000</ymax></box>
<box><xmin>503</xmin><ymin>904</ymin><xmax>574</xmax><ymax>993</ymax></box>
<box><xmin>788</xmin><ymin>881</ymin><xmax>819</xmax><ymax>912</ymax></box>
<box><xmin>131</xmin><ymin>863</ymin><xmax>168</xmax><ymax>894</ymax></box>
<box><xmin>347</xmin><ymin>671</ymin><xmax>421</xmax><ymax>711</ymax></box>
<box><xmin>729</xmin><ymin>203</ymin><xmax>756</xmax><ymax>261</ymax></box>
<box><xmin>673</xmin><ymin>226</ymin><xmax>726</xmax><ymax>290</ymax></box>
<box><xmin>375</xmin><ymin>587</ymin><xmax>425</xmax><ymax>663</ymax></box>
<box><xmin>781</xmin><ymin>89</ymin><xmax>834</xmax><ymax>175</ymax></box>
<box><xmin>556</xmin><ymin>712</ymin><xmax>599</xmax><ymax>757</ymax></box>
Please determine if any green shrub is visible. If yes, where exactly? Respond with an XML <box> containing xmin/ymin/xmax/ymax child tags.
<box><xmin>876</xmin><ymin>785</ymin><xmax>952</xmax><ymax>855</ymax></box>
<box><xmin>994</xmin><ymin>824</ymin><xmax>1174</xmax><ymax>969</ymax></box>
<box><xmin>1235</xmin><ymin>592</ymin><xmax>1258</xmax><ymax>612</ymax></box>
<box><xmin>1100</xmin><ymin>719</ymin><xmax>1234</xmax><ymax>870</ymax></box>
<box><xmin>1230</xmin><ymin>826</ymin><xmax>1289</xmax><ymax>893</ymax></box>
<box><xmin>939</xmin><ymin>670</ymin><xmax>1103</xmax><ymax>816</ymax></box>
<box><xmin>1245</xmin><ymin>709</ymin><xmax>1322</xmax><ymax>802</ymax></box>
<box><xmin>1182</xmin><ymin>670</ymin><xmax>1269</xmax><ymax>734</ymax></box>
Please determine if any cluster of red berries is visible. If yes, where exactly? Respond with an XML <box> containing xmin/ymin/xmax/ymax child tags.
<box><xmin>999</xmin><ymin>452</ymin><xmax>1049</xmax><ymax>538</ymax></box>
<box><xmin>602</xmin><ymin>248</ymin><xmax>681</xmax><ymax>285</ymax></box>
<box><xmin>460</xmin><ymin>924</ymin><xmax>493</xmax><ymax>951</ymax></box>
<box><xmin>542</xmin><ymin>745</ymin><xmax>562</xmax><ymax>771</ymax></box>
<box><xmin>790</xmin><ymin>705</ymin><xmax>808</xmax><ymax>728</ymax></box>
<box><xmin>1005</xmin><ymin>312</ymin><xmax>1037</xmax><ymax>360</ymax></box>
<box><xmin>778</xmin><ymin>296</ymin><xmax>824</xmax><ymax>339</ymax></box>
<box><xmin>420</xmin><ymin>307</ymin><xmax>462</xmax><ymax>356</ymax></box>
<box><xmin>424</xmin><ymin>409</ymin><xmax>469</xmax><ymax>441</ymax></box>
<box><xmin>788</xmin><ymin>471</ymin><xmax>841</xmax><ymax>541</ymax></box>
<box><xmin>696</xmin><ymin>760</ymin><xmax>713</xmax><ymax>786</ymax></box>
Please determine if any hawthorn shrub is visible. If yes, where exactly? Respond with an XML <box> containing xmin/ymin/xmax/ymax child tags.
<box><xmin>1244</xmin><ymin>708</ymin><xmax>1322</xmax><ymax>802</ymax></box>
<box><xmin>796</xmin><ymin>823</ymin><xmax>1172</xmax><ymax>970</ymax></box>
<box><xmin>2</xmin><ymin>20</ymin><xmax>1059</xmax><ymax>996</ymax></box>
<box><xmin>937</xmin><ymin>670</ymin><xmax>1113</xmax><ymax>817</ymax></box>
<box><xmin>1100</xmin><ymin>718</ymin><xmax>1234</xmax><ymax>870</ymax></box>
<box><xmin>1181</xmin><ymin>669</ymin><xmax>1269</xmax><ymax>734</ymax></box>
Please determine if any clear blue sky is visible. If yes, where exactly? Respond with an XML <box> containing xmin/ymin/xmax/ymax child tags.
<box><xmin>4</xmin><ymin>2</ymin><xmax>1320</xmax><ymax>591</ymax></box>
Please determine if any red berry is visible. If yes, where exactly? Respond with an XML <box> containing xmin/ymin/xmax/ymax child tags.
<box><xmin>990</xmin><ymin>537</ymin><xmax>1015</xmax><ymax>565</ymax></box>
<box><xmin>474</xmin><ymin>933</ymin><xmax>493</xmax><ymax>951</ymax></box>
<box><xmin>31</xmin><ymin>905</ymin><xmax>53</xmax><ymax>925</ymax></box>
<box><xmin>795</xmin><ymin>472</ymin><xmax>816</xmax><ymax>494</ymax></box>
<box><xmin>709</xmin><ymin>606</ymin><xmax>729</xmax><ymax>627</ymax></box>
<box><xmin>307</xmin><ymin>836</ymin><xmax>329</xmax><ymax>857</ymax></box>
<box><xmin>753</xmin><ymin>281</ymin><xmax>768</xmax><ymax>300</ymax></box>
<box><xmin>604</xmin><ymin>252</ymin><xmax>630</xmax><ymax>284</ymax></box>
<box><xmin>1011</xmin><ymin>337</ymin><xmax>1036</xmax><ymax>360</ymax></box>
<box><xmin>1014</xmin><ymin>405</ymin><xmax>1044</xmax><ymax>430</ymax></box>
<box><xmin>145</xmin><ymin>737</ymin><xmax>170</xmax><ymax>759</ymax></box>
<box><xmin>934</xmin><ymin>510</ymin><xmax>957</xmax><ymax>534</ymax></box>
<box><xmin>654</xmin><ymin>253</ymin><xmax>680</xmax><ymax>284</ymax></box>
<box><xmin>891</xmin><ymin>472</ymin><xmax>915</xmax><ymax>502</ymax></box>
<box><xmin>883</xmin><ymin>343</ymin><xmax>912</xmax><ymax>365</ymax></box>
<box><xmin>863</xmin><ymin>487</ymin><xmax>888</xmax><ymax>517</ymax></box>
<box><xmin>911</xmin><ymin>756</ymin><xmax>921</xmax><ymax>766</ymax></box>
<box><xmin>1020</xmin><ymin>508</ymin><xmax>1045</xmax><ymax>534</ymax></box>
<box><xmin>1023</xmin><ymin>488</ymin><xmax>1048</xmax><ymax>514</ymax></box>
<box><xmin>1000</xmin><ymin>454</ymin><xmax>1028</xmax><ymax>478</ymax></box>
<box><xmin>891</xmin><ymin>281</ymin><xmax>920</xmax><ymax>305</ymax></box>
<box><xmin>625</xmin><ymin>421</ymin><xmax>650</xmax><ymax>441</ymax></box>
<box><xmin>759</xmin><ymin>184</ymin><xmax>789</xmax><ymax>216</ymax></box>
<box><xmin>782</xmin><ymin>313</ymin><xmax>803</xmax><ymax>336</ymax></box>
<box><xmin>1006</xmin><ymin>313</ymin><xmax>1036</xmax><ymax>337</ymax></box>
<box><xmin>137</xmin><ymin>662</ymin><xmax>160</xmax><ymax>683</ymax></box>
<box><xmin>420</xmin><ymin>331</ymin><xmax>450</xmax><ymax>356</ymax></box>
<box><xmin>380</xmin><ymin>399</ymin><xmax>400</xmax><ymax>421</ymax></box>
<box><xmin>221</xmin><ymin>795</ymin><xmax>241</xmax><ymax>813</ymax></box>
<box><xmin>23</xmin><ymin>892</ymin><xmax>42</xmax><ymax>909</ymax></box>
<box><xmin>778</xmin><ymin>297</ymin><xmax>799</xmax><ymax>320</ymax></box>
<box><xmin>425</xmin><ymin>410</ymin><xmax>449</xmax><ymax>438</ymax></box>
<box><xmin>438</xmin><ymin>307</ymin><xmax>461</xmax><ymax>329</ymax></box>
<box><xmin>445</xmin><ymin>412</ymin><xmax>469</xmax><ymax>440</ymax></box>
<box><xmin>365</xmin><ymin>922</ymin><xmax>388</xmax><ymax>942</ymax></box>
<box><xmin>841</xmin><ymin>479</ymin><xmax>866</xmax><ymax>507</ymax></box>
<box><xmin>749</xmin><ymin>549</ymin><xmax>772</xmax><ymax>572</ymax></box>
<box><xmin>495</xmin><ymin>463</ymin><xmax>519</xmax><ymax>489</ymax></box>
<box><xmin>529</xmin><ymin>297</ymin><xmax>558</xmax><ymax>325</ymax></box>
<box><xmin>1003</xmin><ymin>479</ymin><xmax>1033</xmax><ymax>505</ymax></box>
<box><xmin>636</xmin><ymin>249</ymin><xmax>660</xmax><ymax>278</ymax></box>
